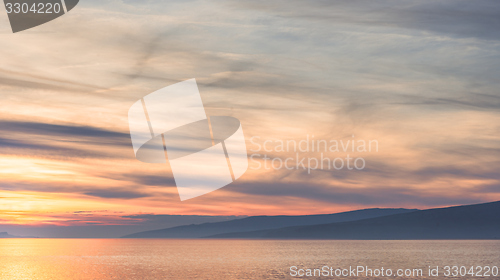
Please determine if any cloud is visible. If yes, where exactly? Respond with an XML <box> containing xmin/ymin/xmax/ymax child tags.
<box><xmin>0</xmin><ymin>121</ymin><xmax>129</xmax><ymax>140</ymax></box>
<box><xmin>83</xmin><ymin>189</ymin><xmax>150</xmax><ymax>199</ymax></box>
<box><xmin>0</xmin><ymin>120</ymin><xmax>132</xmax><ymax>159</ymax></box>
<box><xmin>226</xmin><ymin>0</ymin><xmax>500</xmax><ymax>41</ymax></box>
<box><xmin>0</xmin><ymin>0</ymin><xmax>499</xmax><ymax>224</ymax></box>
<box><xmin>0</xmin><ymin>68</ymin><xmax>104</xmax><ymax>92</ymax></box>
<box><xmin>121</xmin><ymin>174</ymin><xmax>176</xmax><ymax>187</ymax></box>
<box><xmin>476</xmin><ymin>184</ymin><xmax>500</xmax><ymax>194</ymax></box>
<box><xmin>227</xmin><ymin>180</ymin><xmax>485</xmax><ymax>208</ymax></box>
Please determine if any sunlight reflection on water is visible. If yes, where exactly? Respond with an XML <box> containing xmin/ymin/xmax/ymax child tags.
<box><xmin>0</xmin><ymin>239</ymin><xmax>499</xmax><ymax>279</ymax></box>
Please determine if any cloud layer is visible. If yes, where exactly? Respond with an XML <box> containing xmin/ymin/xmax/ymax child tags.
<box><xmin>0</xmin><ymin>0</ymin><xmax>499</xmax><ymax>228</ymax></box>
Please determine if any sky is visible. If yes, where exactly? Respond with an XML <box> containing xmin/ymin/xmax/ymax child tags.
<box><xmin>0</xmin><ymin>0</ymin><xmax>500</xmax><ymax>237</ymax></box>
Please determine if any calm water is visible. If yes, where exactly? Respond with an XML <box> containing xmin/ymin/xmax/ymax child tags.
<box><xmin>0</xmin><ymin>239</ymin><xmax>499</xmax><ymax>279</ymax></box>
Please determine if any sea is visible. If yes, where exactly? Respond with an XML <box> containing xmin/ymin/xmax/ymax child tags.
<box><xmin>0</xmin><ymin>239</ymin><xmax>499</xmax><ymax>279</ymax></box>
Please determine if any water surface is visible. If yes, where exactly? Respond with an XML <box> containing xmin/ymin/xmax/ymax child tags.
<box><xmin>0</xmin><ymin>239</ymin><xmax>498</xmax><ymax>279</ymax></box>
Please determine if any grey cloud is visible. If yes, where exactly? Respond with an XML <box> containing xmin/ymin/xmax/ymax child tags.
<box><xmin>92</xmin><ymin>171</ymin><xmax>177</xmax><ymax>188</ymax></box>
<box><xmin>0</xmin><ymin>68</ymin><xmax>104</xmax><ymax>91</ymax></box>
<box><xmin>0</xmin><ymin>137</ymin><xmax>116</xmax><ymax>159</ymax></box>
<box><xmin>476</xmin><ymin>184</ymin><xmax>500</xmax><ymax>194</ymax></box>
<box><xmin>0</xmin><ymin>76</ymin><xmax>87</xmax><ymax>93</ymax></box>
<box><xmin>122</xmin><ymin>174</ymin><xmax>176</xmax><ymax>187</ymax></box>
<box><xmin>0</xmin><ymin>180</ymin><xmax>164</xmax><ymax>200</ymax></box>
<box><xmin>0</xmin><ymin>121</ymin><xmax>133</xmax><ymax>159</ymax></box>
<box><xmin>0</xmin><ymin>120</ymin><xmax>132</xmax><ymax>155</ymax></box>
<box><xmin>0</xmin><ymin>182</ymin><xmax>147</xmax><ymax>199</ymax></box>
<box><xmin>227</xmin><ymin>180</ymin><xmax>485</xmax><ymax>207</ymax></box>
<box><xmin>391</xmin><ymin>92</ymin><xmax>500</xmax><ymax>110</ymax></box>
<box><xmin>0</xmin><ymin>137</ymin><xmax>63</xmax><ymax>151</ymax></box>
<box><xmin>227</xmin><ymin>0</ymin><xmax>500</xmax><ymax>41</ymax></box>
<box><xmin>0</xmin><ymin>121</ymin><xmax>129</xmax><ymax>140</ymax></box>
<box><xmin>83</xmin><ymin>190</ymin><xmax>150</xmax><ymax>199</ymax></box>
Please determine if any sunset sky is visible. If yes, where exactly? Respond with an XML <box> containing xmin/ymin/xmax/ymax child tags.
<box><xmin>1</xmin><ymin>0</ymin><xmax>499</xmax><ymax>237</ymax></box>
